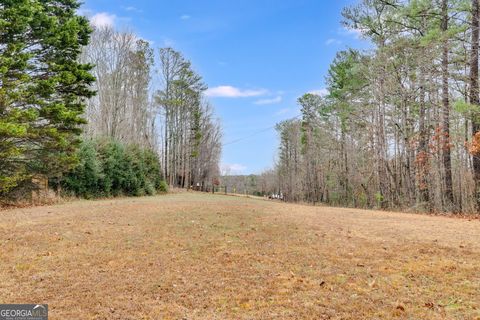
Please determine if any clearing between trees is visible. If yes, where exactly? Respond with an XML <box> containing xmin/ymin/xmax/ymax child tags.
<box><xmin>0</xmin><ymin>193</ymin><xmax>479</xmax><ymax>319</ymax></box>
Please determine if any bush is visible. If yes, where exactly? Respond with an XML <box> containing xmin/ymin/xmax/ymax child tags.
<box><xmin>62</xmin><ymin>140</ymin><xmax>102</xmax><ymax>199</ymax></box>
<box><xmin>144</xmin><ymin>181</ymin><xmax>156</xmax><ymax>195</ymax></box>
<box><xmin>97</xmin><ymin>140</ymin><xmax>125</xmax><ymax>197</ymax></box>
<box><xmin>63</xmin><ymin>139</ymin><xmax>164</xmax><ymax>199</ymax></box>
<box><xmin>158</xmin><ymin>180</ymin><xmax>168</xmax><ymax>193</ymax></box>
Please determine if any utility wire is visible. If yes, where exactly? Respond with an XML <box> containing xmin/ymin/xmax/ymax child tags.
<box><xmin>222</xmin><ymin>114</ymin><xmax>302</xmax><ymax>147</ymax></box>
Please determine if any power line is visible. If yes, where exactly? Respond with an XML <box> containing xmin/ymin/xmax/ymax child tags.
<box><xmin>222</xmin><ymin>114</ymin><xmax>302</xmax><ymax>147</ymax></box>
<box><xmin>222</xmin><ymin>126</ymin><xmax>276</xmax><ymax>146</ymax></box>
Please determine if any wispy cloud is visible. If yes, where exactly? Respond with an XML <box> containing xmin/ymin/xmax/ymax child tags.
<box><xmin>308</xmin><ymin>88</ymin><xmax>329</xmax><ymax>97</ymax></box>
<box><xmin>206</xmin><ymin>86</ymin><xmax>267</xmax><ymax>98</ymax></box>
<box><xmin>339</xmin><ymin>26</ymin><xmax>363</xmax><ymax>39</ymax></box>
<box><xmin>255</xmin><ymin>96</ymin><xmax>282</xmax><ymax>105</ymax></box>
<box><xmin>221</xmin><ymin>163</ymin><xmax>247</xmax><ymax>175</ymax></box>
<box><xmin>325</xmin><ymin>38</ymin><xmax>342</xmax><ymax>46</ymax></box>
<box><xmin>180</xmin><ymin>14</ymin><xmax>191</xmax><ymax>20</ymax></box>
<box><xmin>122</xmin><ymin>6</ymin><xmax>142</xmax><ymax>13</ymax></box>
<box><xmin>90</xmin><ymin>12</ymin><xmax>116</xmax><ymax>28</ymax></box>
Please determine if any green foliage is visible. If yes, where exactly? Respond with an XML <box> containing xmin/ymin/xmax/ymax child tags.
<box><xmin>453</xmin><ymin>100</ymin><xmax>480</xmax><ymax>114</ymax></box>
<box><xmin>158</xmin><ymin>180</ymin><xmax>169</xmax><ymax>193</ymax></box>
<box><xmin>326</xmin><ymin>49</ymin><xmax>367</xmax><ymax>132</ymax></box>
<box><xmin>63</xmin><ymin>139</ymin><xmax>165</xmax><ymax>198</ymax></box>
<box><xmin>374</xmin><ymin>192</ymin><xmax>384</xmax><ymax>207</ymax></box>
<box><xmin>0</xmin><ymin>0</ymin><xmax>95</xmax><ymax>196</ymax></box>
<box><xmin>62</xmin><ymin>141</ymin><xmax>102</xmax><ymax>199</ymax></box>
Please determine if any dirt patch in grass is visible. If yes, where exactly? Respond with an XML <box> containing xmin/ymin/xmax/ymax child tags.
<box><xmin>0</xmin><ymin>193</ymin><xmax>479</xmax><ymax>319</ymax></box>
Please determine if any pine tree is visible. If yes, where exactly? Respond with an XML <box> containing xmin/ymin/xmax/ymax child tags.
<box><xmin>0</xmin><ymin>0</ymin><xmax>95</xmax><ymax>196</ymax></box>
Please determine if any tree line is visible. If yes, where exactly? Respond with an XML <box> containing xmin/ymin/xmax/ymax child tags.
<box><xmin>0</xmin><ymin>0</ymin><xmax>222</xmax><ymax>203</ymax></box>
<box><xmin>273</xmin><ymin>0</ymin><xmax>480</xmax><ymax>214</ymax></box>
<box><xmin>81</xmin><ymin>27</ymin><xmax>222</xmax><ymax>191</ymax></box>
<box><xmin>156</xmin><ymin>48</ymin><xmax>222</xmax><ymax>189</ymax></box>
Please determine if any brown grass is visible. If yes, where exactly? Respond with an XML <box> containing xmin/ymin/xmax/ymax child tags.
<box><xmin>1</xmin><ymin>192</ymin><xmax>479</xmax><ymax>319</ymax></box>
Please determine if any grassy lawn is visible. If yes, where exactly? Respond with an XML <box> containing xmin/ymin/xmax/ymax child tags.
<box><xmin>1</xmin><ymin>192</ymin><xmax>479</xmax><ymax>319</ymax></box>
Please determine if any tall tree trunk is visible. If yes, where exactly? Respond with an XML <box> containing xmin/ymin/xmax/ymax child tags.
<box><xmin>341</xmin><ymin>128</ymin><xmax>350</xmax><ymax>205</ymax></box>
<box><xmin>418</xmin><ymin>67</ymin><xmax>430</xmax><ymax>207</ymax></box>
<box><xmin>441</xmin><ymin>0</ymin><xmax>454</xmax><ymax>209</ymax></box>
<box><xmin>377</xmin><ymin>47</ymin><xmax>388</xmax><ymax>209</ymax></box>
<box><xmin>471</xmin><ymin>0</ymin><xmax>480</xmax><ymax>211</ymax></box>
<box><xmin>164</xmin><ymin>109</ymin><xmax>169</xmax><ymax>183</ymax></box>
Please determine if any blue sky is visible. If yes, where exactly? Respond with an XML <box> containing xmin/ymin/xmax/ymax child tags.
<box><xmin>81</xmin><ymin>0</ymin><xmax>366</xmax><ymax>175</ymax></box>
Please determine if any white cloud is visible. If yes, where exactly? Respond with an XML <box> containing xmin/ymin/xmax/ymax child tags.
<box><xmin>325</xmin><ymin>38</ymin><xmax>342</xmax><ymax>46</ymax></box>
<box><xmin>221</xmin><ymin>163</ymin><xmax>247</xmax><ymax>175</ymax></box>
<box><xmin>180</xmin><ymin>14</ymin><xmax>191</xmax><ymax>20</ymax></box>
<box><xmin>255</xmin><ymin>96</ymin><xmax>282</xmax><ymax>105</ymax></box>
<box><xmin>90</xmin><ymin>12</ymin><xmax>116</xmax><ymax>28</ymax></box>
<box><xmin>340</xmin><ymin>26</ymin><xmax>363</xmax><ymax>39</ymax></box>
<box><xmin>123</xmin><ymin>6</ymin><xmax>142</xmax><ymax>13</ymax></box>
<box><xmin>205</xmin><ymin>86</ymin><xmax>267</xmax><ymax>98</ymax></box>
<box><xmin>308</xmin><ymin>88</ymin><xmax>329</xmax><ymax>97</ymax></box>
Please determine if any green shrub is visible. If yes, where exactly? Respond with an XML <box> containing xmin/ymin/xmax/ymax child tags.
<box><xmin>158</xmin><ymin>180</ymin><xmax>168</xmax><ymax>193</ymax></box>
<box><xmin>144</xmin><ymin>181</ymin><xmax>156</xmax><ymax>195</ymax></box>
<box><xmin>62</xmin><ymin>140</ymin><xmax>102</xmax><ymax>199</ymax></box>
<box><xmin>63</xmin><ymin>139</ymin><xmax>164</xmax><ymax>199</ymax></box>
<box><xmin>143</xmin><ymin>149</ymin><xmax>163</xmax><ymax>189</ymax></box>
<box><xmin>375</xmin><ymin>192</ymin><xmax>384</xmax><ymax>207</ymax></box>
<box><xmin>97</xmin><ymin>140</ymin><xmax>125</xmax><ymax>197</ymax></box>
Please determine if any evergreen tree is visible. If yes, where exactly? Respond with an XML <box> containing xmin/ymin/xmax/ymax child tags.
<box><xmin>0</xmin><ymin>0</ymin><xmax>95</xmax><ymax>195</ymax></box>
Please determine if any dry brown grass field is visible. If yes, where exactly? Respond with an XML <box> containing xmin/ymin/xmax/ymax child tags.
<box><xmin>1</xmin><ymin>192</ymin><xmax>479</xmax><ymax>319</ymax></box>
